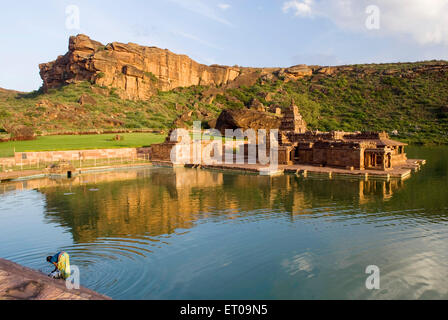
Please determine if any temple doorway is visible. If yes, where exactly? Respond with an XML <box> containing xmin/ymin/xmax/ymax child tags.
<box><xmin>294</xmin><ymin>147</ymin><xmax>300</xmax><ymax>163</ymax></box>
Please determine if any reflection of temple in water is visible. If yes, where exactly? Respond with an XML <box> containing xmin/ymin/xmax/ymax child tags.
<box><xmin>358</xmin><ymin>178</ymin><xmax>405</xmax><ymax>203</ymax></box>
<box><xmin>1</xmin><ymin>167</ymin><xmax>406</xmax><ymax>243</ymax></box>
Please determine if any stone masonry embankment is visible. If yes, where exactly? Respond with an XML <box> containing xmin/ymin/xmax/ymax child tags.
<box><xmin>0</xmin><ymin>258</ymin><xmax>110</xmax><ymax>300</ymax></box>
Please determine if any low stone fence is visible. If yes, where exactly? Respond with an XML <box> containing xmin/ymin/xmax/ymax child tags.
<box><xmin>0</xmin><ymin>157</ymin><xmax>15</xmax><ymax>167</ymax></box>
<box><xmin>13</xmin><ymin>148</ymin><xmax>151</xmax><ymax>164</ymax></box>
<box><xmin>0</xmin><ymin>147</ymin><xmax>151</xmax><ymax>172</ymax></box>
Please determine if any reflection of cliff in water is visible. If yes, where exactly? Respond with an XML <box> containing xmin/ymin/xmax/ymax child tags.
<box><xmin>33</xmin><ymin>167</ymin><xmax>407</xmax><ymax>243</ymax></box>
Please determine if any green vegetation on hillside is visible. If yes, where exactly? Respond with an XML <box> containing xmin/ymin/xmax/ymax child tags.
<box><xmin>214</xmin><ymin>61</ymin><xmax>448</xmax><ymax>144</ymax></box>
<box><xmin>1</xmin><ymin>61</ymin><xmax>447</xmax><ymax>145</ymax></box>
<box><xmin>0</xmin><ymin>82</ymin><xmax>216</xmax><ymax>134</ymax></box>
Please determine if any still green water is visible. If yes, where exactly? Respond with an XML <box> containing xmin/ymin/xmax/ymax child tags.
<box><xmin>1</xmin><ymin>146</ymin><xmax>447</xmax><ymax>299</ymax></box>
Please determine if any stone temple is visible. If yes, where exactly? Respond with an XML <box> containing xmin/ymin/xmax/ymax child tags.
<box><xmin>277</xmin><ymin>102</ymin><xmax>407</xmax><ymax>170</ymax></box>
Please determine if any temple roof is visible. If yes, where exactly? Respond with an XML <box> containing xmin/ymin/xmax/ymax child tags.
<box><xmin>376</xmin><ymin>138</ymin><xmax>408</xmax><ymax>147</ymax></box>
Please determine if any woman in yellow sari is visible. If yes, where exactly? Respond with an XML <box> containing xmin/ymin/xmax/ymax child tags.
<box><xmin>46</xmin><ymin>251</ymin><xmax>71</xmax><ymax>279</ymax></box>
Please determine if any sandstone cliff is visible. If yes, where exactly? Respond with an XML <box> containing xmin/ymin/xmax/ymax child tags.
<box><xmin>39</xmin><ymin>34</ymin><xmax>243</xmax><ymax>101</ymax></box>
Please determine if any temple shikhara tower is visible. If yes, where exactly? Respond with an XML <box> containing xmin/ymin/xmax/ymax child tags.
<box><xmin>279</xmin><ymin>101</ymin><xmax>307</xmax><ymax>134</ymax></box>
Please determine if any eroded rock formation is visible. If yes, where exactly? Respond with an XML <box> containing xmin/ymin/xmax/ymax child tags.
<box><xmin>215</xmin><ymin>109</ymin><xmax>281</xmax><ymax>133</ymax></box>
<box><xmin>40</xmin><ymin>34</ymin><xmax>243</xmax><ymax>101</ymax></box>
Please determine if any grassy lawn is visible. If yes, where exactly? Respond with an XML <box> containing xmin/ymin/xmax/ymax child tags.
<box><xmin>0</xmin><ymin>133</ymin><xmax>166</xmax><ymax>158</ymax></box>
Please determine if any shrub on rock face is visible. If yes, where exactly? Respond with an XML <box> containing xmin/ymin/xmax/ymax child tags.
<box><xmin>8</xmin><ymin>125</ymin><xmax>36</xmax><ymax>141</ymax></box>
<box><xmin>0</xmin><ymin>127</ymin><xmax>8</xmax><ymax>143</ymax></box>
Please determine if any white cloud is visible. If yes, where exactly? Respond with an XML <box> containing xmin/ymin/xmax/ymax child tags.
<box><xmin>282</xmin><ymin>0</ymin><xmax>448</xmax><ymax>46</ymax></box>
<box><xmin>282</xmin><ymin>0</ymin><xmax>314</xmax><ymax>17</ymax></box>
<box><xmin>218</xmin><ymin>3</ymin><xmax>231</xmax><ymax>11</ymax></box>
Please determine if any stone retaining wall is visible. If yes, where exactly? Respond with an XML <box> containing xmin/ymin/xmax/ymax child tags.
<box><xmin>14</xmin><ymin>148</ymin><xmax>146</xmax><ymax>164</ymax></box>
<box><xmin>0</xmin><ymin>157</ymin><xmax>15</xmax><ymax>167</ymax></box>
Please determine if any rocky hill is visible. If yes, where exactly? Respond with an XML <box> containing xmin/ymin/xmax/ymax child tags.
<box><xmin>40</xmin><ymin>34</ymin><xmax>246</xmax><ymax>101</ymax></box>
<box><xmin>38</xmin><ymin>34</ymin><xmax>343</xmax><ymax>101</ymax></box>
<box><xmin>1</xmin><ymin>35</ymin><xmax>447</xmax><ymax>144</ymax></box>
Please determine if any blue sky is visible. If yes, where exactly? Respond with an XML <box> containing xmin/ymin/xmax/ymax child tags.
<box><xmin>1</xmin><ymin>0</ymin><xmax>447</xmax><ymax>91</ymax></box>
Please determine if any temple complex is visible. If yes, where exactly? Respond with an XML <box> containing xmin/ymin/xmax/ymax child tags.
<box><xmin>276</xmin><ymin>102</ymin><xmax>408</xmax><ymax>170</ymax></box>
<box><xmin>148</xmin><ymin>101</ymin><xmax>420</xmax><ymax>177</ymax></box>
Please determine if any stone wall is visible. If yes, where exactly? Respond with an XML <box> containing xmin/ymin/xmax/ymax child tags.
<box><xmin>312</xmin><ymin>143</ymin><xmax>363</xmax><ymax>169</ymax></box>
<box><xmin>391</xmin><ymin>153</ymin><xmax>407</xmax><ymax>167</ymax></box>
<box><xmin>0</xmin><ymin>157</ymin><xmax>15</xmax><ymax>167</ymax></box>
<box><xmin>297</xmin><ymin>148</ymin><xmax>313</xmax><ymax>164</ymax></box>
<box><xmin>150</xmin><ymin>143</ymin><xmax>175</xmax><ymax>161</ymax></box>
<box><xmin>151</xmin><ymin>137</ymin><xmax>258</xmax><ymax>164</ymax></box>
<box><xmin>14</xmin><ymin>148</ymin><xmax>145</xmax><ymax>164</ymax></box>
